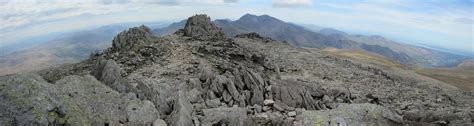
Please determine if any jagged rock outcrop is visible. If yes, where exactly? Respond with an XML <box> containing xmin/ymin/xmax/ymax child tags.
<box><xmin>182</xmin><ymin>14</ymin><xmax>227</xmax><ymax>40</ymax></box>
<box><xmin>166</xmin><ymin>91</ymin><xmax>194</xmax><ymax>126</ymax></box>
<box><xmin>112</xmin><ymin>25</ymin><xmax>154</xmax><ymax>51</ymax></box>
<box><xmin>91</xmin><ymin>58</ymin><xmax>130</xmax><ymax>92</ymax></box>
<box><xmin>200</xmin><ymin>107</ymin><xmax>251</xmax><ymax>126</ymax></box>
<box><xmin>235</xmin><ymin>32</ymin><xmax>274</xmax><ymax>42</ymax></box>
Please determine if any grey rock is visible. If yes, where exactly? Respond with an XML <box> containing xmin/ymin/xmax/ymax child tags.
<box><xmin>201</xmin><ymin>107</ymin><xmax>250</xmax><ymax>126</ymax></box>
<box><xmin>264</xmin><ymin>99</ymin><xmax>275</xmax><ymax>106</ymax></box>
<box><xmin>302</xmin><ymin>103</ymin><xmax>403</xmax><ymax>125</ymax></box>
<box><xmin>206</xmin><ymin>99</ymin><xmax>221</xmax><ymax>108</ymax></box>
<box><xmin>225</xmin><ymin>77</ymin><xmax>241</xmax><ymax>101</ymax></box>
<box><xmin>55</xmin><ymin>75</ymin><xmax>127</xmax><ymax>123</ymax></box>
<box><xmin>166</xmin><ymin>91</ymin><xmax>193</xmax><ymax>126</ymax></box>
<box><xmin>125</xmin><ymin>99</ymin><xmax>159</xmax><ymax>125</ymax></box>
<box><xmin>153</xmin><ymin>119</ymin><xmax>168</xmax><ymax>126</ymax></box>
<box><xmin>183</xmin><ymin>14</ymin><xmax>227</xmax><ymax>40</ymax></box>
<box><xmin>263</xmin><ymin>106</ymin><xmax>272</xmax><ymax>112</ymax></box>
<box><xmin>0</xmin><ymin>74</ymin><xmax>88</xmax><ymax>125</ymax></box>
<box><xmin>91</xmin><ymin>58</ymin><xmax>129</xmax><ymax>93</ymax></box>
<box><xmin>287</xmin><ymin>111</ymin><xmax>297</xmax><ymax>117</ymax></box>
<box><xmin>238</xmin><ymin>94</ymin><xmax>246</xmax><ymax>107</ymax></box>
<box><xmin>271</xmin><ymin>80</ymin><xmax>318</xmax><ymax>110</ymax></box>
<box><xmin>235</xmin><ymin>32</ymin><xmax>274</xmax><ymax>42</ymax></box>
<box><xmin>193</xmin><ymin>117</ymin><xmax>200</xmax><ymax>126</ymax></box>
<box><xmin>253</xmin><ymin>104</ymin><xmax>263</xmax><ymax>113</ymax></box>
<box><xmin>187</xmin><ymin>88</ymin><xmax>202</xmax><ymax>103</ymax></box>
<box><xmin>112</xmin><ymin>25</ymin><xmax>154</xmax><ymax>51</ymax></box>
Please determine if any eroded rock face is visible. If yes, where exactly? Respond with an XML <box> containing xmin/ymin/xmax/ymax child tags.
<box><xmin>91</xmin><ymin>58</ymin><xmax>130</xmax><ymax>93</ymax></box>
<box><xmin>183</xmin><ymin>14</ymin><xmax>227</xmax><ymax>40</ymax></box>
<box><xmin>166</xmin><ymin>91</ymin><xmax>194</xmax><ymax>126</ymax></box>
<box><xmin>235</xmin><ymin>32</ymin><xmax>274</xmax><ymax>43</ymax></box>
<box><xmin>55</xmin><ymin>75</ymin><xmax>127</xmax><ymax>123</ymax></box>
<box><xmin>200</xmin><ymin>107</ymin><xmax>251</xmax><ymax>126</ymax></box>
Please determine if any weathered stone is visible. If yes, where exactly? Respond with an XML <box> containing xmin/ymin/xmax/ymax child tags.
<box><xmin>56</xmin><ymin>75</ymin><xmax>127</xmax><ymax>123</ymax></box>
<box><xmin>206</xmin><ymin>99</ymin><xmax>221</xmax><ymax>108</ymax></box>
<box><xmin>254</xmin><ymin>104</ymin><xmax>263</xmax><ymax>113</ymax></box>
<box><xmin>112</xmin><ymin>25</ymin><xmax>154</xmax><ymax>51</ymax></box>
<box><xmin>166</xmin><ymin>91</ymin><xmax>193</xmax><ymax>126</ymax></box>
<box><xmin>153</xmin><ymin>119</ymin><xmax>168</xmax><ymax>126</ymax></box>
<box><xmin>0</xmin><ymin>74</ymin><xmax>89</xmax><ymax>125</ymax></box>
<box><xmin>183</xmin><ymin>14</ymin><xmax>227</xmax><ymax>40</ymax></box>
<box><xmin>187</xmin><ymin>88</ymin><xmax>202</xmax><ymax>103</ymax></box>
<box><xmin>238</xmin><ymin>94</ymin><xmax>246</xmax><ymax>107</ymax></box>
<box><xmin>225</xmin><ymin>77</ymin><xmax>241</xmax><ymax>101</ymax></box>
<box><xmin>125</xmin><ymin>99</ymin><xmax>160</xmax><ymax>125</ymax></box>
<box><xmin>287</xmin><ymin>111</ymin><xmax>297</xmax><ymax>117</ymax></box>
<box><xmin>91</xmin><ymin>58</ymin><xmax>129</xmax><ymax>93</ymax></box>
<box><xmin>302</xmin><ymin>103</ymin><xmax>403</xmax><ymax>125</ymax></box>
<box><xmin>263</xmin><ymin>106</ymin><xmax>272</xmax><ymax>112</ymax></box>
<box><xmin>271</xmin><ymin>80</ymin><xmax>318</xmax><ymax>110</ymax></box>
<box><xmin>201</xmin><ymin>107</ymin><xmax>250</xmax><ymax>126</ymax></box>
<box><xmin>264</xmin><ymin>99</ymin><xmax>275</xmax><ymax>106</ymax></box>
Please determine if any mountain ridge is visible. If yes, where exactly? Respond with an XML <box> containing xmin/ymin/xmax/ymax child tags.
<box><xmin>1</xmin><ymin>14</ymin><xmax>472</xmax><ymax>125</ymax></box>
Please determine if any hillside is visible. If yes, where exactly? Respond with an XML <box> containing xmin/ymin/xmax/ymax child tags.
<box><xmin>1</xmin><ymin>14</ymin><xmax>472</xmax><ymax>125</ymax></box>
<box><xmin>322</xmin><ymin>47</ymin><xmax>405</xmax><ymax>70</ymax></box>
<box><xmin>415</xmin><ymin>59</ymin><xmax>474</xmax><ymax>91</ymax></box>
<box><xmin>0</xmin><ymin>25</ymin><xmax>125</xmax><ymax>76</ymax></box>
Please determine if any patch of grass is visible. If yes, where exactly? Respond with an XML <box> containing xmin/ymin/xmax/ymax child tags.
<box><xmin>415</xmin><ymin>67</ymin><xmax>474</xmax><ymax>91</ymax></box>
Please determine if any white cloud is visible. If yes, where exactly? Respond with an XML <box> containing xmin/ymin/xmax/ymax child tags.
<box><xmin>273</xmin><ymin>0</ymin><xmax>312</xmax><ymax>7</ymax></box>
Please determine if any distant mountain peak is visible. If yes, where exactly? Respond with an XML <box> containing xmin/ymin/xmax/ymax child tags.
<box><xmin>237</xmin><ymin>13</ymin><xmax>283</xmax><ymax>23</ymax></box>
<box><xmin>182</xmin><ymin>14</ymin><xmax>227</xmax><ymax>40</ymax></box>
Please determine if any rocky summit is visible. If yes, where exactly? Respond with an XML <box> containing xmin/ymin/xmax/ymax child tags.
<box><xmin>1</xmin><ymin>14</ymin><xmax>473</xmax><ymax>125</ymax></box>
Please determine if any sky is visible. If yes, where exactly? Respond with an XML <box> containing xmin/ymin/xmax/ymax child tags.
<box><xmin>0</xmin><ymin>0</ymin><xmax>473</xmax><ymax>53</ymax></box>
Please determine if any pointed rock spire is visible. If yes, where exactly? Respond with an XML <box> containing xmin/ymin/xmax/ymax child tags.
<box><xmin>183</xmin><ymin>14</ymin><xmax>227</xmax><ymax>40</ymax></box>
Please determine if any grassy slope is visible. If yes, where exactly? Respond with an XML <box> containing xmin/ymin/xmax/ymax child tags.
<box><xmin>323</xmin><ymin>47</ymin><xmax>474</xmax><ymax>91</ymax></box>
<box><xmin>414</xmin><ymin>60</ymin><xmax>474</xmax><ymax>91</ymax></box>
<box><xmin>322</xmin><ymin>47</ymin><xmax>405</xmax><ymax>70</ymax></box>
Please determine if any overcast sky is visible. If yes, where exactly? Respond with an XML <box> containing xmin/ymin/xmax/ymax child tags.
<box><xmin>0</xmin><ymin>0</ymin><xmax>473</xmax><ymax>53</ymax></box>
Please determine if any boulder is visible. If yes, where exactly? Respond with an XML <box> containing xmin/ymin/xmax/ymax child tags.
<box><xmin>91</xmin><ymin>58</ymin><xmax>129</xmax><ymax>93</ymax></box>
<box><xmin>271</xmin><ymin>80</ymin><xmax>319</xmax><ymax>110</ymax></box>
<box><xmin>166</xmin><ymin>91</ymin><xmax>194</xmax><ymax>126</ymax></box>
<box><xmin>124</xmin><ymin>99</ymin><xmax>160</xmax><ymax>125</ymax></box>
<box><xmin>264</xmin><ymin>99</ymin><xmax>275</xmax><ymax>106</ymax></box>
<box><xmin>0</xmin><ymin>73</ymin><xmax>89</xmax><ymax>125</ymax></box>
<box><xmin>55</xmin><ymin>75</ymin><xmax>127</xmax><ymax>124</ymax></box>
<box><xmin>201</xmin><ymin>107</ymin><xmax>251</xmax><ymax>126</ymax></box>
<box><xmin>153</xmin><ymin>119</ymin><xmax>168</xmax><ymax>126</ymax></box>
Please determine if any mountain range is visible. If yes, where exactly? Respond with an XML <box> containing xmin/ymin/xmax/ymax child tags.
<box><xmin>0</xmin><ymin>14</ymin><xmax>470</xmax><ymax>76</ymax></box>
<box><xmin>153</xmin><ymin>14</ymin><xmax>470</xmax><ymax>67</ymax></box>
